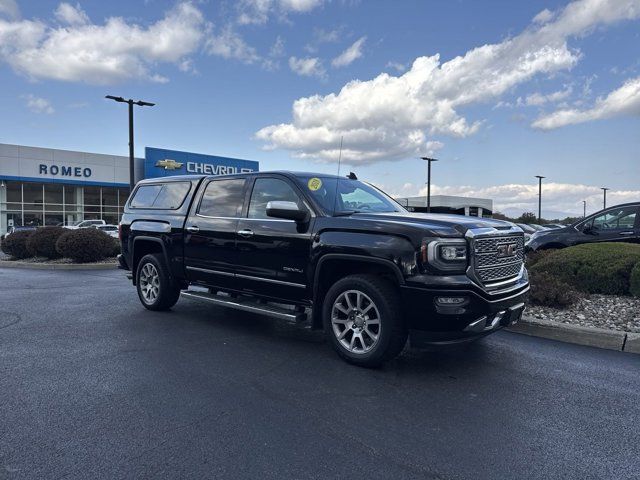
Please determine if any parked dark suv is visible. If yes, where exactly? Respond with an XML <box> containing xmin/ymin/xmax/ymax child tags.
<box><xmin>526</xmin><ymin>202</ymin><xmax>640</xmax><ymax>251</ymax></box>
<box><xmin>118</xmin><ymin>172</ymin><xmax>529</xmax><ymax>366</ymax></box>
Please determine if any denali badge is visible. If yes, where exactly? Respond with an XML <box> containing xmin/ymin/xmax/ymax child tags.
<box><xmin>496</xmin><ymin>243</ymin><xmax>518</xmax><ymax>258</ymax></box>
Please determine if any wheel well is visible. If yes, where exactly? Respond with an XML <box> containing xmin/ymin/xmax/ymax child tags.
<box><xmin>312</xmin><ymin>258</ymin><xmax>402</xmax><ymax>329</ymax></box>
<box><xmin>132</xmin><ymin>240</ymin><xmax>164</xmax><ymax>279</ymax></box>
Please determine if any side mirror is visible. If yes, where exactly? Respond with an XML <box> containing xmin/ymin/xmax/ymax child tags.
<box><xmin>266</xmin><ymin>201</ymin><xmax>309</xmax><ymax>222</ymax></box>
<box><xmin>582</xmin><ymin>224</ymin><xmax>593</xmax><ymax>234</ymax></box>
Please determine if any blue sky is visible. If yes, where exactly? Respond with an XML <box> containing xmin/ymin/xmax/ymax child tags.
<box><xmin>1</xmin><ymin>0</ymin><xmax>639</xmax><ymax>217</ymax></box>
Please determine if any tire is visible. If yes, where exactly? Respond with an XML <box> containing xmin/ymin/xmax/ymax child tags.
<box><xmin>136</xmin><ymin>253</ymin><xmax>181</xmax><ymax>311</ymax></box>
<box><xmin>323</xmin><ymin>274</ymin><xmax>407</xmax><ymax>367</ymax></box>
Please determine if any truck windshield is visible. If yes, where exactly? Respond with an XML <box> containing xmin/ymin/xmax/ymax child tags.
<box><xmin>297</xmin><ymin>176</ymin><xmax>404</xmax><ymax>215</ymax></box>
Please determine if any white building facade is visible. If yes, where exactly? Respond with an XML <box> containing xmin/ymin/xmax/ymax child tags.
<box><xmin>395</xmin><ymin>194</ymin><xmax>493</xmax><ymax>217</ymax></box>
<box><xmin>0</xmin><ymin>143</ymin><xmax>142</xmax><ymax>234</ymax></box>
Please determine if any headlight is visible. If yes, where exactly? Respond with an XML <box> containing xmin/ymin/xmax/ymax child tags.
<box><xmin>420</xmin><ymin>238</ymin><xmax>468</xmax><ymax>273</ymax></box>
<box><xmin>440</xmin><ymin>245</ymin><xmax>467</xmax><ymax>261</ymax></box>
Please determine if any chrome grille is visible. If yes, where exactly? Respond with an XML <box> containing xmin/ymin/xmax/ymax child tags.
<box><xmin>472</xmin><ymin>235</ymin><xmax>525</xmax><ymax>284</ymax></box>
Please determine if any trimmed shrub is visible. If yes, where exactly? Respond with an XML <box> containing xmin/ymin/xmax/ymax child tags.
<box><xmin>525</xmin><ymin>249</ymin><xmax>553</xmax><ymax>268</ymax></box>
<box><xmin>0</xmin><ymin>230</ymin><xmax>34</xmax><ymax>259</ymax></box>
<box><xmin>528</xmin><ymin>271</ymin><xmax>580</xmax><ymax>308</ymax></box>
<box><xmin>529</xmin><ymin>243</ymin><xmax>640</xmax><ymax>295</ymax></box>
<box><xmin>56</xmin><ymin>228</ymin><xmax>115</xmax><ymax>263</ymax></box>
<box><xmin>109</xmin><ymin>237</ymin><xmax>121</xmax><ymax>257</ymax></box>
<box><xmin>630</xmin><ymin>262</ymin><xmax>640</xmax><ymax>298</ymax></box>
<box><xmin>26</xmin><ymin>227</ymin><xmax>66</xmax><ymax>259</ymax></box>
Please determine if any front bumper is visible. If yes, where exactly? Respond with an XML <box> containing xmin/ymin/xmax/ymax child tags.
<box><xmin>409</xmin><ymin>302</ymin><xmax>525</xmax><ymax>348</ymax></box>
<box><xmin>400</xmin><ymin>272</ymin><xmax>529</xmax><ymax>348</ymax></box>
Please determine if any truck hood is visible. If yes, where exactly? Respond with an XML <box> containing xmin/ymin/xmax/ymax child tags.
<box><xmin>348</xmin><ymin>211</ymin><xmax>517</xmax><ymax>237</ymax></box>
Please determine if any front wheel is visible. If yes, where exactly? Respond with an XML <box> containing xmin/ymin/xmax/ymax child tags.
<box><xmin>136</xmin><ymin>254</ymin><xmax>181</xmax><ymax>311</ymax></box>
<box><xmin>323</xmin><ymin>274</ymin><xmax>407</xmax><ymax>367</ymax></box>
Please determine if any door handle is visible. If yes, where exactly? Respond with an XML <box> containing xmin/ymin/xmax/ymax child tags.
<box><xmin>237</xmin><ymin>229</ymin><xmax>254</xmax><ymax>238</ymax></box>
<box><xmin>186</xmin><ymin>225</ymin><xmax>199</xmax><ymax>233</ymax></box>
<box><xmin>619</xmin><ymin>231</ymin><xmax>635</xmax><ymax>236</ymax></box>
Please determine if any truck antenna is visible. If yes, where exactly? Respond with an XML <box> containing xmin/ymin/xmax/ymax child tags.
<box><xmin>332</xmin><ymin>136</ymin><xmax>344</xmax><ymax>216</ymax></box>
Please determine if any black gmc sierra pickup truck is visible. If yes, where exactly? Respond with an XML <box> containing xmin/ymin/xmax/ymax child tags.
<box><xmin>118</xmin><ymin>171</ymin><xmax>529</xmax><ymax>367</ymax></box>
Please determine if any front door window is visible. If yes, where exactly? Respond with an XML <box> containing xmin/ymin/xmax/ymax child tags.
<box><xmin>587</xmin><ymin>207</ymin><xmax>637</xmax><ymax>232</ymax></box>
<box><xmin>248</xmin><ymin>178</ymin><xmax>302</xmax><ymax>219</ymax></box>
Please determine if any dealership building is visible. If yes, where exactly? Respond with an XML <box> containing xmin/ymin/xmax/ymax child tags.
<box><xmin>395</xmin><ymin>194</ymin><xmax>493</xmax><ymax>217</ymax></box>
<box><xmin>0</xmin><ymin>143</ymin><xmax>258</xmax><ymax>235</ymax></box>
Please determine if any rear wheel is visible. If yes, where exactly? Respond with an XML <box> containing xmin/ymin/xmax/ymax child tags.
<box><xmin>136</xmin><ymin>253</ymin><xmax>181</xmax><ymax>311</ymax></box>
<box><xmin>323</xmin><ymin>274</ymin><xmax>407</xmax><ymax>367</ymax></box>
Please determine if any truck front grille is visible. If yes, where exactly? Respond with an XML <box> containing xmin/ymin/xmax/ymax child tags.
<box><xmin>472</xmin><ymin>235</ymin><xmax>525</xmax><ymax>285</ymax></box>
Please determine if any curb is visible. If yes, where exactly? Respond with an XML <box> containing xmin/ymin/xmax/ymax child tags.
<box><xmin>0</xmin><ymin>261</ymin><xmax>118</xmax><ymax>270</ymax></box>
<box><xmin>507</xmin><ymin>316</ymin><xmax>637</xmax><ymax>354</ymax></box>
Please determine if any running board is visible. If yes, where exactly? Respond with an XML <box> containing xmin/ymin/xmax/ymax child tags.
<box><xmin>181</xmin><ymin>290</ymin><xmax>307</xmax><ymax>323</ymax></box>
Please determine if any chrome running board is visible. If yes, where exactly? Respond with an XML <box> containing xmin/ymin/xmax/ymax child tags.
<box><xmin>181</xmin><ymin>290</ymin><xmax>307</xmax><ymax>323</ymax></box>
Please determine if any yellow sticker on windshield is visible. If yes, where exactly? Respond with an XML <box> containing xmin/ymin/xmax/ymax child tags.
<box><xmin>308</xmin><ymin>178</ymin><xmax>322</xmax><ymax>191</ymax></box>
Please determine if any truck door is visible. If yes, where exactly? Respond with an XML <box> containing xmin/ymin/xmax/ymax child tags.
<box><xmin>183</xmin><ymin>177</ymin><xmax>247</xmax><ymax>289</ymax></box>
<box><xmin>234</xmin><ymin>176</ymin><xmax>314</xmax><ymax>302</ymax></box>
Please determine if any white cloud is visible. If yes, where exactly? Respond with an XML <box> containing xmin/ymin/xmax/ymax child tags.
<box><xmin>313</xmin><ymin>27</ymin><xmax>341</xmax><ymax>43</ymax></box>
<box><xmin>0</xmin><ymin>2</ymin><xmax>206</xmax><ymax>84</ymax></box>
<box><xmin>385</xmin><ymin>61</ymin><xmax>407</xmax><ymax>73</ymax></box>
<box><xmin>22</xmin><ymin>94</ymin><xmax>54</xmax><ymax>114</ymax></box>
<box><xmin>394</xmin><ymin>181</ymin><xmax>640</xmax><ymax>217</ymax></box>
<box><xmin>331</xmin><ymin>36</ymin><xmax>366</xmax><ymax>68</ymax></box>
<box><xmin>425</xmin><ymin>140</ymin><xmax>444</xmax><ymax>156</ymax></box>
<box><xmin>0</xmin><ymin>0</ymin><xmax>19</xmax><ymax>19</ymax></box>
<box><xmin>532</xmin><ymin>76</ymin><xmax>640</xmax><ymax>129</ymax></box>
<box><xmin>533</xmin><ymin>8</ymin><xmax>555</xmax><ymax>24</ymax></box>
<box><xmin>256</xmin><ymin>0</ymin><xmax>640</xmax><ymax>165</ymax></box>
<box><xmin>237</xmin><ymin>0</ymin><xmax>325</xmax><ymax>25</ymax></box>
<box><xmin>518</xmin><ymin>86</ymin><xmax>573</xmax><ymax>106</ymax></box>
<box><xmin>288</xmin><ymin>56</ymin><xmax>326</xmax><ymax>78</ymax></box>
<box><xmin>206</xmin><ymin>26</ymin><xmax>260</xmax><ymax>64</ymax></box>
<box><xmin>54</xmin><ymin>3</ymin><xmax>89</xmax><ymax>26</ymax></box>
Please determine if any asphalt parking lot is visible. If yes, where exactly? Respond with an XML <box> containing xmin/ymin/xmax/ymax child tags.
<box><xmin>1</xmin><ymin>268</ymin><xmax>639</xmax><ymax>480</ymax></box>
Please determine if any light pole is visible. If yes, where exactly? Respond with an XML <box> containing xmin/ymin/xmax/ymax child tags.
<box><xmin>421</xmin><ymin>157</ymin><xmax>438</xmax><ymax>213</ymax></box>
<box><xmin>535</xmin><ymin>175</ymin><xmax>545</xmax><ymax>222</ymax></box>
<box><xmin>582</xmin><ymin>200</ymin><xmax>586</xmax><ymax>218</ymax></box>
<box><xmin>105</xmin><ymin>95</ymin><xmax>155</xmax><ymax>192</ymax></box>
<box><xmin>601</xmin><ymin>187</ymin><xmax>609</xmax><ymax>209</ymax></box>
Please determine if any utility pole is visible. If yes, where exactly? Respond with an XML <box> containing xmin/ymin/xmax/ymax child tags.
<box><xmin>601</xmin><ymin>187</ymin><xmax>609</xmax><ymax>209</ymax></box>
<box><xmin>421</xmin><ymin>157</ymin><xmax>438</xmax><ymax>213</ymax></box>
<box><xmin>582</xmin><ymin>200</ymin><xmax>586</xmax><ymax>218</ymax></box>
<box><xmin>105</xmin><ymin>95</ymin><xmax>155</xmax><ymax>192</ymax></box>
<box><xmin>535</xmin><ymin>175</ymin><xmax>545</xmax><ymax>222</ymax></box>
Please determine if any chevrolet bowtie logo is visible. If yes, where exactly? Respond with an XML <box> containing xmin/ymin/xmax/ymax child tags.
<box><xmin>155</xmin><ymin>159</ymin><xmax>183</xmax><ymax>170</ymax></box>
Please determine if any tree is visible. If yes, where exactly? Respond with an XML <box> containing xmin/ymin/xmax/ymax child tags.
<box><xmin>516</xmin><ymin>212</ymin><xmax>538</xmax><ymax>224</ymax></box>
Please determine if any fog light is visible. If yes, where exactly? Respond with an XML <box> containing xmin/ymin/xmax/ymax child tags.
<box><xmin>435</xmin><ymin>296</ymin><xmax>467</xmax><ymax>306</ymax></box>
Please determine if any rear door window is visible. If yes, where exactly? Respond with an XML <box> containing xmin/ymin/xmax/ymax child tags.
<box><xmin>198</xmin><ymin>179</ymin><xmax>245</xmax><ymax>217</ymax></box>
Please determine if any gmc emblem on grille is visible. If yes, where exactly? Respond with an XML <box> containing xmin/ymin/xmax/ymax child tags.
<box><xmin>496</xmin><ymin>243</ymin><xmax>518</xmax><ymax>258</ymax></box>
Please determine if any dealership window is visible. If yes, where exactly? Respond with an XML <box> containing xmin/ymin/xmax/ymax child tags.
<box><xmin>1</xmin><ymin>181</ymin><xmax>130</xmax><ymax>233</ymax></box>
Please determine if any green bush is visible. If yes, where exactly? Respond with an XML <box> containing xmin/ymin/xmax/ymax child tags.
<box><xmin>26</xmin><ymin>227</ymin><xmax>66</xmax><ymax>259</ymax></box>
<box><xmin>109</xmin><ymin>237</ymin><xmax>121</xmax><ymax>257</ymax></box>
<box><xmin>0</xmin><ymin>230</ymin><xmax>34</xmax><ymax>259</ymax></box>
<box><xmin>525</xmin><ymin>249</ymin><xmax>553</xmax><ymax>268</ymax></box>
<box><xmin>630</xmin><ymin>263</ymin><xmax>640</xmax><ymax>298</ymax></box>
<box><xmin>528</xmin><ymin>271</ymin><xmax>580</xmax><ymax>308</ymax></box>
<box><xmin>529</xmin><ymin>243</ymin><xmax>640</xmax><ymax>295</ymax></box>
<box><xmin>56</xmin><ymin>228</ymin><xmax>115</xmax><ymax>263</ymax></box>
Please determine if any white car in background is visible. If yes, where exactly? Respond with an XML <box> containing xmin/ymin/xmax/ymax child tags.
<box><xmin>64</xmin><ymin>219</ymin><xmax>106</xmax><ymax>230</ymax></box>
<box><xmin>91</xmin><ymin>224</ymin><xmax>119</xmax><ymax>238</ymax></box>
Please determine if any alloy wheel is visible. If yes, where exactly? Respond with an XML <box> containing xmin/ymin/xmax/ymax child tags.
<box><xmin>331</xmin><ymin>289</ymin><xmax>381</xmax><ymax>354</ymax></box>
<box><xmin>139</xmin><ymin>263</ymin><xmax>160</xmax><ymax>304</ymax></box>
